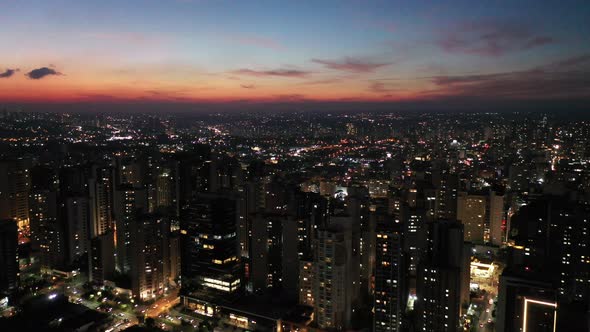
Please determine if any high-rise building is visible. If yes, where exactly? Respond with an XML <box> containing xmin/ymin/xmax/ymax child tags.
<box><xmin>487</xmin><ymin>191</ymin><xmax>504</xmax><ymax>246</ymax></box>
<box><xmin>298</xmin><ymin>260</ymin><xmax>315</xmax><ymax>307</ymax></box>
<box><xmin>0</xmin><ymin>159</ymin><xmax>31</xmax><ymax>231</ymax></box>
<box><xmin>154</xmin><ymin>162</ymin><xmax>180</xmax><ymax>216</ymax></box>
<box><xmin>64</xmin><ymin>196</ymin><xmax>90</xmax><ymax>265</ymax></box>
<box><xmin>498</xmin><ymin>196</ymin><xmax>590</xmax><ymax>331</ymax></box>
<box><xmin>312</xmin><ymin>217</ymin><xmax>361</xmax><ymax>330</ymax></box>
<box><xmin>457</xmin><ymin>192</ymin><xmax>486</xmax><ymax>243</ymax></box>
<box><xmin>167</xmin><ymin>233</ymin><xmax>181</xmax><ymax>286</ymax></box>
<box><xmin>508</xmin><ymin>197</ymin><xmax>590</xmax><ymax>302</ymax></box>
<box><xmin>432</xmin><ymin>171</ymin><xmax>459</xmax><ymax>220</ymax></box>
<box><xmin>347</xmin><ymin>186</ymin><xmax>373</xmax><ymax>296</ymax></box>
<box><xmin>496</xmin><ymin>268</ymin><xmax>558</xmax><ymax>332</ymax></box>
<box><xmin>130</xmin><ymin>214</ymin><xmax>170</xmax><ymax>301</ymax></box>
<box><xmin>30</xmin><ymin>189</ymin><xmax>65</xmax><ymax>271</ymax></box>
<box><xmin>29</xmin><ymin>165</ymin><xmax>62</xmax><ymax>271</ymax></box>
<box><xmin>88</xmin><ymin>165</ymin><xmax>114</xmax><ymax>238</ymax></box>
<box><xmin>373</xmin><ymin>208</ymin><xmax>407</xmax><ymax>332</ymax></box>
<box><xmin>89</xmin><ymin>231</ymin><xmax>115</xmax><ymax>284</ymax></box>
<box><xmin>250</xmin><ymin>213</ymin><xmax>298</xmax><ymax>296</ymax></box>
<box><xmin>416</xmin><ymin>220</ymin><xmax>471</xmax><ymax>332</ymax></box>
<box><xmin>180</xmin><ymin>194</ymin><xmax>241</xmax><ymax>294</ymax></box>
<box><xmin>118</xmin><ymin>160</ymin><xmax>144</xmax><ymax>188</ymax></box>
<box><xmin>114</xmin><ymin>185</ymin><xmax>147</xmax><ymax>274</ymax></box>
<box><xmin>457</xmin><ymin>190</ymin><xmax>504</xmax><ymax>245</ymax></box>
<box><xmin>402</xmin><ymin>205</ymin><xmax>427</xmax><ymax>276</ymax></box>
<box><xmin>0</xmin><ymin>219</ymin><xmax>18</xmax><ymax>297</ymax></box>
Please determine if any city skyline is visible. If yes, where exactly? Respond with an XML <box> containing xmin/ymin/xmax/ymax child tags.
<box><xmin>1</xmin><ymin>1</ymin><xmax>590</xmax><ymax>331</ymax></box>
<box><xmin>0</xmin><ymin>109</ymin><xmax>589</xmax><ymax>331</ymax></box>
<box><xmin>1</xmin><ymin>0</ymin><xmax>590</xmax><ymax>111</ymax></box>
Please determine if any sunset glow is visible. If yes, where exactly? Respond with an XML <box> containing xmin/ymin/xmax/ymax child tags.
<box><xmin>1</xmin><ymin>0</ymin><xmax>589</xmax><ymax>110</ymax></box>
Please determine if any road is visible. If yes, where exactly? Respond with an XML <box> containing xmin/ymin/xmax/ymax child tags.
<box><xmin>35</xmin><ymin>273</ymin><xmax>185</xmax><ymax>331</ymax></box>
<box><xmin>145</xmin><ymin>290</ymin><xmax>180</xmax><ymax>318</ymax></box>
<box><xmin>476</xmin><ymin>294</ymin><xmax>496</xmax><ymax>332</ymax></box>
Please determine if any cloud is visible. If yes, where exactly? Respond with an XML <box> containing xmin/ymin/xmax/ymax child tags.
<box><xmin>296</xmin><ymin>77</ymin><xmax>350</xmax><ymax>86</ymax></box>
<box><xmin>432</xmin><ymin>73</ymin><xmax>507</xmax><ymax>86</ymax></box>
<box><xmin>312</xmin><ymin>57</ymin><xmax>391</xmax><ymax>73</ymax></box>
<box><xmin>0</xmin><ymin>68</ymin><xmax>18</xmax><ymax>78</ymax></box>
<box><xmin>26</xmin><ymin>67</ymin><xmax>62</xmax><ymax>79</ymax></box>
<box><xmin>240</xmin><ymin>84</ymin><xmax>255</xmax><ymax>89</ymax></box>
<box><xmin>428</xmin><ymin>63</ymin><xmax>590</xmax><ymax>101</ymax></box>
<box><xmin>233</xmin><ymin>68</ymin><xmax>311</xmax><ymax>78</ymax></box>
<box><xmin>369</xmin><ymin>81</ymin><xmax>397</xmax><ymax>93</ymax></box>
<box><xmin>550</xmin><ymin>54</ymin><xmax>590</xmax><ymax>68</ymax></box>
<box><xmin>272</xmin><ymin>94</ymin><xmax>307</xmax><ymax>101</ymax></box>
<box><xmin>437</xmin><ymin>21</ymin><xmax>556</xmax><ymax>56</ymax></box>
<box><xmin>523</xmin><ymin>36</ymin><xmax>555</xmax><ymax>49</ymax></box>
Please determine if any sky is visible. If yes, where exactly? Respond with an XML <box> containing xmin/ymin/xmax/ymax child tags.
<box><xmin>1</xmin><ymin>0</ymin><xmax>589</xmax><ymax>111</ymax></box>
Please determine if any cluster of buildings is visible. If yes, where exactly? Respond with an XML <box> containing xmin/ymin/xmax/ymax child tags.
<box><xmin>0</xmin><ymin>110</ymin><xmax>589</xmax><ymax>331</ymax></box>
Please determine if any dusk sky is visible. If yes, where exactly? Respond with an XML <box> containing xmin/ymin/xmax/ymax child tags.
<box><xmin>1</xmin><ymin>0</ymin><xmax>590</xmax><ymax>111</ymax></box>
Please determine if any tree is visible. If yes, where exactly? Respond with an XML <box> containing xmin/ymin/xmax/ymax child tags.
<box><xmin>198</xmin><ymin>320</ymin><xmax>212</xmax><ymax>332</ymax></box>
<box><xmin>145</xmin><ymin>317</ymin><xmax>156</xmax><ymax>328</ymax></box>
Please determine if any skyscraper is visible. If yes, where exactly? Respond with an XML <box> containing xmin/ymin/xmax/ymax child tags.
<box><xmin>457</xmin><ymin>190</ymin><xmax>504</xmax><ymax>245</ymax></box>
<box><xmin>89</xmin><ymin>231</ymin><xmax>115</xmax><ymax>284</ymax></box>
<box><xmin>298</xmin><ymin>260</ymin><xmax>315</xmax><ymax>307</ymax></box>
<box><xmin>373</xmin><ymin>208</ymin><xmax>407</xmax><ymax>332</ymax></box>
<box><xmin>416</xmin><ymin>220</ymin><xmax>471</xmax><ymax>332</ymax></box>
<box><xmin>30</xmin><ymin>189</ymin><xmax>65</xmax><ymax>271</ymax></box>
<box><xmin>496</xmin><ymin>268</ymin><xmax>558</xmax><ymax>332</ymax></box>
<box><xmin>0</xmin><ymin>158</ymin><xmax>31</xmax><ymax>231</ymax></box>
<box><xmin>312</xmin><ymin>217</ymin><xmax>361</xmax><ymax>330</ymax></box>
<box><xmin>250</xmin><ymin>213</ymin><xmax>298</xmax><ymax>296</ymax></box>
<box><xmin>88</xmin><ymin>165</ymin><xmax>114</xmax><ymax>238</ymax></box>
<box><xmin>130</xmin><ymin>214</ymin><xmax>170</xmax><ymax>301</ymax></box>
<box><xmin>0</xmin><ymin>219</ymin><xmax>18</xmax><ymax>297</ymax></box>
<box><xmin>457</xmin><ymin>192</ymin><xmax>486</xmax><ymax>243</ymax></box>
<box><xmin>29</xmin><ymin>165</ymin><xmax>63</xmax><ymax>271</ymax></box>
<box><xmin>114</xmin><ymin>185</ymin><xmax>147</xmax><ymax>274</ymax></box>
<box><xmin>180</xmin><ymin>193</ymin><xmax>241</xmax><ymax>294</ymax></box>
<box><xmin>64</xmin><ymin>196</ymin><xmax>90</xmax><ymax>265</ymax></box>
<box><xmin>497</xmin><ymin>196</ymin><xmax>590</xmax><ymax>331</ymax></box>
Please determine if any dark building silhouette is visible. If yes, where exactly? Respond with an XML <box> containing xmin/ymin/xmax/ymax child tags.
<box><xmin>416</xmin><ymin>220</ymin><xmax>471</xmax><ymax>332</ymax></box>
<box><xmin>0</xmin><ymin>219</ymin><xmax>19</xmax><ymax>297</ymax></box>
<box><xmin>180</xmin><ymin>193</ymin><xmax>241</xmax><ymax>294</ymax></box>
<box><xmin>373</xmin><ymin>207</ymin><xmax>407</xmax><ymax>332</ymax></box>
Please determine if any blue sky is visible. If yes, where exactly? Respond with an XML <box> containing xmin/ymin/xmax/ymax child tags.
<box><xmin>0</xmin><ymin>0</ymin><xmax>589</xmax><ymax>110</ymax></box>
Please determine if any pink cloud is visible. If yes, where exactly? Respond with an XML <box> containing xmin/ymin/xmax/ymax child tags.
<box><xmin>437</xmin><ymin>21</ymin><xmax>556</xmax><ymax>56</ymax></box>
<box><xmin>233</xmin><ymin>68</ymin><xmax>311</xmax><ymax>78</ymax></box>
<box><xmin>368</xmin><ymin>81</ymin><xmax>400</xmax><ymax>95</ymax></box>
<box><xmin>427</xmin><ymin>56</ymin><xmax>590</xmax><ymax>100</ymax></box>
<box><xmin>312</xmin><ymin>57</ymin><xmax>391</xmax><ymax>73</ymax></box>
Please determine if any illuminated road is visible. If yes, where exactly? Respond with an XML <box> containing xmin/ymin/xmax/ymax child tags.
<box><xmin>145</xmin><ymin>290</ymin><xmax>180</xmax><ymax>318</ymax></box>
<box><xmin>476</xmin><ymin>294</ymin><xmax>495</xmax><ymax>332</ymax></box>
